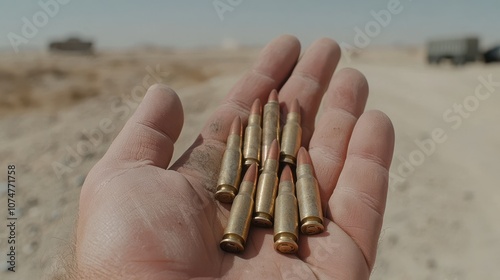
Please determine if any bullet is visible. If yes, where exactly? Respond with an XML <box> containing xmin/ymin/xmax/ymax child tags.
<box><xmin>220</xmin><ymin>163</ymin><xmax>258</xmax><ymax>253</ymax></box>
<box><xmin>243</xmin><ymin>99</ymin><xmax>262</xmax><ymax>166</ymax></box>
<box><xmin>261</xmin><ymin>89</ymin><xmax>280</xmax><ymax>167</ymax></box>
<box><xmin>280</xmin><ymin>99</ymin><xmax>302</xmax><ymax>165</ymax></box>
<box><xmin>253</xmin><ymin>139</ymin><xmax>279</xmax><ymax>227</ymax></box>
<box><xmin>274</xmin><ymin>165</ymin><xmax>299</xmax><ymax>254</ymax></box>
<box><xmin>215</xmin><ymin>116</ymin><xmax>243</xmax><ymax>204</ymax></box>
<box><xmin>296</xmin><ymin>147</ymin><xmax>324</xmax><ymax>235</ymax></box>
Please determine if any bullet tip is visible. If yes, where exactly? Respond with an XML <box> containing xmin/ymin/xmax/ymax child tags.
<box><xmin>280</xmin><ymin>165</ymin><xmax>293</xmax><ymax>182</ymax></box>
<box><xmin>242</xmin><ymin>163</ymin><xmax>258</xmax><ymax>183</ymax></box>
<box><xmin>250</xmin><ymin>98</ymin><xmax>262</xmax><ymax>115</ymax></box>
<box><xmin>230</xmin><ymin>116</ymin><xmax>242</xmax><ymax>135</ymax></box>
<box><xmin>267</xmin><ymin>139</ymin><xmax>279</xmax><ymax>161</ymax></box>
<box><xmin>290</xmin><ymin>98</ymin><xmax>300</xmax><ymax>114</ymax></box>
<box><xmin>268</xmin><ymin>89</ymin><xmax>278</xmax><ymax>102</ymax></box>
<box><xmin>297</xmin><ymin>147</ymin><xmax>312</xmax><ymax>166</ymax></box>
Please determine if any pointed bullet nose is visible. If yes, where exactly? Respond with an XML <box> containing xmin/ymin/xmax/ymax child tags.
<box><xmin>268</xmin><ymin>89</ymin><xmax>278</xmax><ymax>103</ymax></box>
<box><xmin>280</xmin><ymin>165</ymin><xmax>293</xmax><ymax>182</ymax></box>
<box><xmin>251</xmin><ymin>98</ymin><xmax>262</xmax><ymax>115</ymax></box>
<box><xmin>297</xmin><ymin>147</ymin><xmax>312</xmax><ymax>166</ymax></box>
<box><xmin>230</xmin><ymin>116</ymin><xmax>242</xmax><ymax>135</ymax></box>
<box><xmin>243</xmin><ymin>163</ymin><xmax>258</xmax><ymax>184</ymax></box>
<box><xmin>267</xmin><ymin>139</ymin><xmax>279</xmax><ymax>161</ymax></box>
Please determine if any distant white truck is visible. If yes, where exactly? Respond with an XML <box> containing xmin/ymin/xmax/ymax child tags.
<box><xmin>427</xmin><ymin>37</ymin><xmax>479</xmax><ymax>66</ymax></box>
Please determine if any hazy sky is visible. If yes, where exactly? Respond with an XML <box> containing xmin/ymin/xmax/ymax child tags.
<box><xmin>1</xmin><ymin>0</ymin><xmax>499</xmax><ymax>52</ymax></box>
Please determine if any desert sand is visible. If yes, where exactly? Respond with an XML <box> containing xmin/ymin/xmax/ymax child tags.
<box><xmin>0</xmin><ymin>46</ymin><xmax>498</xmax><ymax>279</ymax></box>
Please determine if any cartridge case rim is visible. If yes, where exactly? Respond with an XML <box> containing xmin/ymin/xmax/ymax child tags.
<box><xmin>215</xmin><ymin>185</ymin><xmax>237</xmax><ymax>203</ymax></box>
<box><xmin>274</xmin><ymin>232</ymin><xmax>298</xmax><ymax>254</ymax></box>
<box><xmin>220</xmin><ymin>233</ymin><xmax>245</xmax><ymax>253</ymax></box>
<box><xmin>280</xmin><ymin>154</ymin><xmax>296</xmax><ymax>165</ymax></box>
<box><xmin>244</xmin><ymin>158</ymin><xmax>259</xmax><ymax>166</ymax></box>
<box><xmin>253</xmin><ymin>212</ymin><xmax>273</xmax><ymax>227</ymax></box>
<box><xmin>300</xmin><ymin>217</ymin><xmax>324</xmax><ymax>235</ymax></box>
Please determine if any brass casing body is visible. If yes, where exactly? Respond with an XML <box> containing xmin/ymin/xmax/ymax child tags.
<box><xmin>220</xmin><ymin>178</ymin><xmax>256</xmax><ymax>253</ymax></box>
<box><xmin>273</xmin><ymin>180</ymin><xmax>299</xmax><ymax>253</ymax></box>
<box><xmin>243</xmin><ymin>113</ymin><xmax>262</xmax><ymax>166</ymax></box>
<box><xmin>261</xmin><ymin>100</ymin><xmax>280</xmax><ymax>167</ymax></box>
<box><xmin>280</xmin><ymin>112</ymin><xmax>301</xmax><ymax>165</ymax></box>
<box><xmin>215</xmin><ymin>134</ymin><xmax>242</xmax><ymax>203</ymax></box>
<box><xmin>296</xmin><ymin>164</ymin><xmax>324</xmax><ymax>234</ymax></box>
<box><xmin>253</xmin><ymin>158</ymin><xmax>279</xmax><ymax>227</ymax></box>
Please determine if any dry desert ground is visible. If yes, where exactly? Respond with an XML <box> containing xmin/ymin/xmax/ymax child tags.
<box><xmin>0</xmin><ymin>46</ymin><xmax>499</xmax><ymax>279</ymax></box>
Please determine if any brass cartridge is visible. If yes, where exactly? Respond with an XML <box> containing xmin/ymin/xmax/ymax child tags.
<box><xmin>243</xmin><ymin>99</ymin><xmax>262</xmax><ymax>166</ymax></box>
<box><xmin>296</xmin><ymin>147</ymin><xmax>324</xmax><ymax>235</ymax></box>
<box><xmin>273</xmin><ymin>165</ymin><xmax>299</xmax><ymax>254</ymax></box>
<box><xmin>220</xmin><ymin>163</ymin><xmax>258</xmax><ymax>253</ymax></box>
<box><xmin>253</xmin><ymin>139</ymin><xmax>279</xmax><ymax>227</ymax></box>
<box><xmin>280</xmin><ymin>99</ymin><xmax>302</xmax><ymax>165</ymax></box>
<box><xmin>215</xmin><ymin>116</ymin><xmax>243</xmax><ymax>204</ymax></box>
<box><xmin>261</xmin><ymin>89</ymin><xmax>280</xmax><ymax>167</ymax></box>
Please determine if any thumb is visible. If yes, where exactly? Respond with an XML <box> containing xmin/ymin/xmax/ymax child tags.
<box><xmin>103</xmin><ymin>84</ymin><xmax>184</xmax><ymax>168</ymax></box>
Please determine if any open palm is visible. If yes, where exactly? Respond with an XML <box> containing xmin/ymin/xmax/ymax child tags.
<box><xmin>75</xmin><ymin>35</ymin><xmax>395</xmax><ymax>279</ymax></box>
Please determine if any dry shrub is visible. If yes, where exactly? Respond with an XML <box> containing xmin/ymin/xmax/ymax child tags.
<box><xmin>163</xmin><ymin>62</ymin><xmax>210</xmax><ymax>88</ymax></box>
<box><xmin>0</xmin><ymin>69</ymin><xmax>17</xmax><ymax>82</ymax></box>
<box><xmin>0</xmin><ymin>76</ymin><xmax>35</xmax><ymax>110</ymax></box>
<box><xmin>26</xmin><ymin>67</ymin><xmax>69</xmax><ymax>80</ymax></box>
<box><xmin>68</xmin><ymin>86</ymin><xmax>100</xmax><ymax>101</ymax></box>
<box><xmin>0</xmin><ymin>65</ymin><xmax>101</xmax><ymax>113</ymax></box>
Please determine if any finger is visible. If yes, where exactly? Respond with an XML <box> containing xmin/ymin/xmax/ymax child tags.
<box><xmin>171</xmin><ymin>35</ymin><xmax>300</xmax><ymax>188</ymax></box>
<box><xmin>278</xmin><ymin>37</ymin><xmax>341</xmax><ymax>146</ymax></box>
<box><xmin>308</xmin><ymin>68</ymin><xmax>369</xmax><ymax>208</ymax></box>
<box><xmin>329</xmin><ymin>110</ymin><xmax>395</xmax><ymax>271</ymax></box>
<box><xmin>201</xmin><ymin>34</ymin><xmax>300</xmax><ymax>142</ymax></box>
<box><xmin>103</xmin><ymin>84</ymin><xmax>184</xmax><ymax>168</ymax></box>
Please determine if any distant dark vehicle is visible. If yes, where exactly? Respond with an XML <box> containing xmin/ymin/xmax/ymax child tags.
<box><xmin>49</xmin><ymin>38</ymin><xmax>93</xmax><ymax>54</ymax></box>
<box><xmin>427</xmin><ymin>37</ymin><xmax>479</xmax><ymax>66</ymax></box>
<box><xmin>483</xmin><ymin>46</ymin><xmax>500</xmax><ymax>63</ymax></box>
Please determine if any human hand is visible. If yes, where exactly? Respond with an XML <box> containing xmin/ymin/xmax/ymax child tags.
<box><xmin>74</xmin><ymin>35</ymin><xmax>395</xmax><ymax>279</ymax></box>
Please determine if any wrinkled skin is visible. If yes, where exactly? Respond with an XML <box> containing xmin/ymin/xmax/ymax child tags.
<box><xmin>75</xmin><ymin>35</ymin><xmax>395</xmax><ymax>279</ymax></box>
